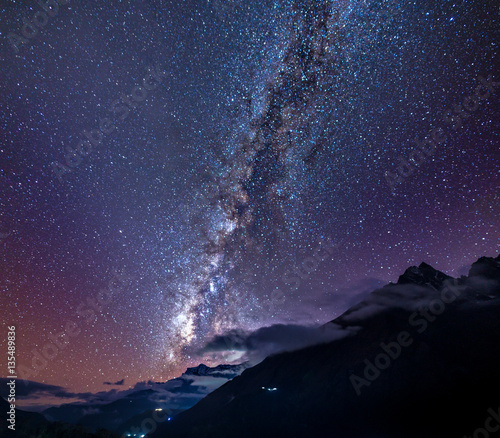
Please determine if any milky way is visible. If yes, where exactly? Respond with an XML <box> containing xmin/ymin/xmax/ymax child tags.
<box><xmin>1</xmin><ymin>0</ymin><xmax>498</xmax><ymax>393</ymax></box>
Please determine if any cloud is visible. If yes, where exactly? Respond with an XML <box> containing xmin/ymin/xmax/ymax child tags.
<box><xmin>199</xmin><ymin>322</ymin><xmax>359</xmax><ymax>364</ymax></box>
<box><xmin>0</xmin><ymin>379</ymin><xmax>98</xmax><ymax>412</ymax></box>
<box><xmin>2</xmin><ymin>364</ymin><xmax>248</xmax><ymax>417</ymax></box>
<box><xmin>0</xmin><ymin>378</ymin><xmax>131</xmax><ymax>411</ymax></box>
<box><xmin>0</xmin><ymin>379</ymin><xmax>78</xmax><ymax>400</ymax></box>
<box><xmin>339</xmin><ymin>282</ymin><xmax>454</xmax><ymax>323</ymax></box>
<box><xmin>103</xmin><ymin>379</ymin><xmax>125</xmax><ymax>386</ymax></box>
<box><xmin>81</xmin><ymin>407</ymin><xmax>102</xmax><ymax>416</ymax></box>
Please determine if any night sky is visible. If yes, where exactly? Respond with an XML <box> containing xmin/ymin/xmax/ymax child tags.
<box><xmin>1</xmin><ymin>0</ymin><xmax>498</xmax><ymax>399</ymax></box>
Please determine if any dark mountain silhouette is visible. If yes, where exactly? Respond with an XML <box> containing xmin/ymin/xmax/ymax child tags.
<box><xmin>396</xmin><ymin>261</ymin><xmax>452</xmax><ymax>288</ymax></box>
<box><xmin>0</xmin><ymin>396</ymin><xmax>122</xmax><ymax>437</ymax></box>
<box><xmin>115</xmin><ymin>408</ymin><xmax>171</xmax><ymax>438</ymax></box>
<box><xmin>0</xmin><ymin>397</ymin><xmax>48</xmax><ymax>438</ymax></box>
<box><xmin>41</xmin><ymin>362</ymin><xmax>247</xmax><ymax>433</ymax></box>
<box><xmin>150</xmin><ymin>254</ymin><xmax>500</xmax><ymax>438</ymax></box>
<box><xmin>49</xmin><ymin>390</ymin><xmax>164</xmax><ymax>432</ymax></box>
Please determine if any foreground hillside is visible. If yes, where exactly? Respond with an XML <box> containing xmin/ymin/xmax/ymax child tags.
<box><xmin>152</xmin><ymin>255</ymin><xmax>500</xmax><ymax>438</ymax></box>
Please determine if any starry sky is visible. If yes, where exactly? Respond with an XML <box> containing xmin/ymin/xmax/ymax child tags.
<box><xmin>1</xmin><ymin>0</ymin><xmax>498</xmax><ymax>398</ymax></box>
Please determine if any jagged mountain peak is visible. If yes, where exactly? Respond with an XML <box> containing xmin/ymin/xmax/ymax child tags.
<box><xmin>184</xmin><ymin>364</ymin><xmax>210</xmax><ymax>376</ymax></box>
<box><xmin>183</xmin><ymin>362</ymin><xmax>249</xmax><ymax>378</ymax></box>
<box><xmin>468</xmin><ymin>254</ymin><xmax>500</xmax><ymax>280</ymax></box>
<box><xmin>396</xmin><ymin>261</ymin><xmax>451</xmax><ymax>289</ymax></box>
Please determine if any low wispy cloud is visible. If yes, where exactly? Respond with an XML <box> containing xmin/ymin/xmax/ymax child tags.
<box><xmin>103</xmin><ymin>379</ymin><xmax>125</xmax><ymax>386</ymax></box>
<box><xmin>0</xmin><ymin>380</ymin><xmax>76</xmax><ymax>400</ymax></box>
<box><xmin>199</xmin><ymin>322</ymin><xmax>359</xmax><ymax>364</ymax></box>
<box><xmin>0</xmin><ymin>379</ymin><xmax>95</xmax><ymax>411</ymax></box>
<box><xmin>0</xmin><ymin>365</ymin><xmax>246</xmax><ymax>419</ymax></box>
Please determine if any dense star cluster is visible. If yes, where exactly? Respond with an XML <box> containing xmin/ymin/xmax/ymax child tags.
<box><xmin>1</xmin><ymin>0</ymin><xmax>498</xmax><ymax>395</ymax></box>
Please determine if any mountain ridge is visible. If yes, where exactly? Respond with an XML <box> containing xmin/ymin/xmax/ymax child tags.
<box><xmin>39</xmin><ymin>362</ymin><xmax>247</xmax><ymax>433</ymax></box>
<box><xmin>151</xmin><ymin>254</ymin><xmax>500</xmax><ymax>438</ymax></box>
